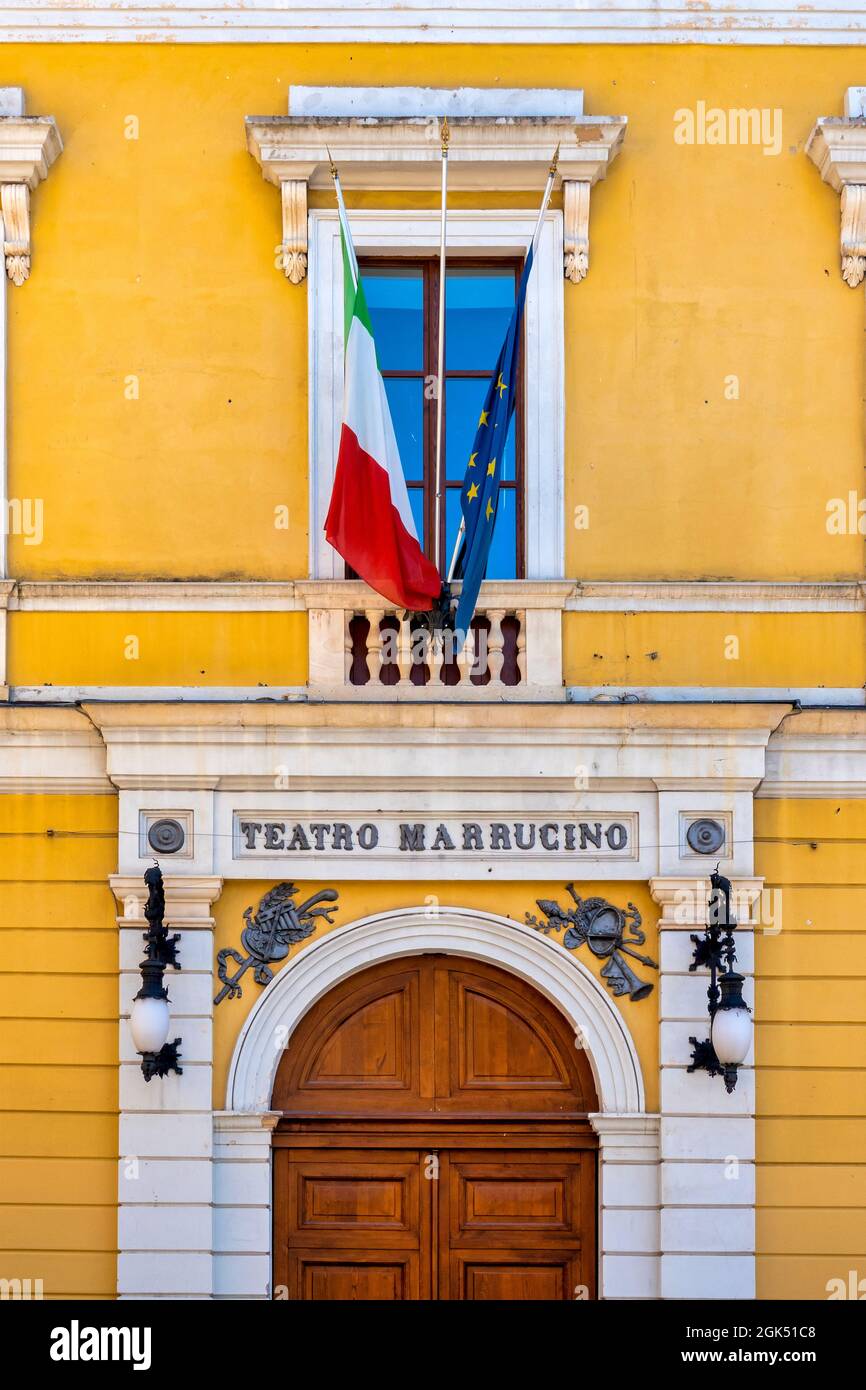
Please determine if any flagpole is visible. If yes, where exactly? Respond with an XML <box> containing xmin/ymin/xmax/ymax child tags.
<box><xmin>433</xmin><ymin>116</ymin><xmax>450</xmax><ymax>577</ymax></box>
<box><xmin>326</xmin><ymin>145</ymin><xmax>356</xmax><ymax>285</ymax></box>
<box><xmin>531</xmin><ymin>140</ymin><xmax>560</xmax><ymax>256</ymax></box>
<box><xmin>445</xmin><ymin>142</ymin><xmax>560</xmax><ymax>587</ymax></box>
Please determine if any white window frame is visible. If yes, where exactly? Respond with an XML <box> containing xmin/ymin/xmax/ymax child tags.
<box><xmin>307</xmin><ymin>206</ymin><xmax>565</xmax><ymax>583</ymax></box>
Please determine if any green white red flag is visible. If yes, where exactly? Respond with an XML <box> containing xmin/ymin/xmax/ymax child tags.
<box><xmin>324</xmin><ymin>186</ymin><xmax>441</xmax><ymax>611</ymax></box>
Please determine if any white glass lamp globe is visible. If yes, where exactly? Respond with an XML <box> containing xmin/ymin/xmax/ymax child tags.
<box><xmin>130</xmin><ymin>995</ymin><xmax>170</xmax><ymax>1055</ymax></box>
<box><xmin>711</xmin><ymin>1006</ymin><xmax>752</xmax><ymax>1067</ymax></box>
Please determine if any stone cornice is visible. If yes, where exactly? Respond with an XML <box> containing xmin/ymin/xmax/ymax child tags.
<box><xmin>79</xmin><ymin>700</ymin><xmax>790</xmax><ymax>795</ymax></box>
<box><xmin>9</xmin><ymin>577</ymin><xmax>862</xmax><ymax>613</ymax></box>
<box><xmin>79</xmin><ymin>700</ymin><xmax>792</xmax><ymax>733</ymax></box>
<box><xmin>246</xmin><ymin>115</ymin><xmax>626</xmax><ymax>192</ymax></box>
<box><xmin>0</xmin><ymin>116</ymin><xmax>61</xmax><ymax>186</ymax></box>
<box><xmin>761</xmin><ymin>710</ymin><xmax>866</xmax><ymax>796</ymax></box>
<box><xmin>0</xmin><ymin>706</ymin><xmax>110</xmax><ymax>792</ymax></box>
<box><xmin>110</xmin><ymin>873</ymin><xmax>224</xmax><ymax>923</ymax></box>
<box><xmin>4</xmin><ymin>3</ymin><xmax>866</xmax><ymax>46</ymax></box>
<box><xmin>295</xmin><ymin>578</ymin><xmax>577</xmax><ymax>611</ymax></box>
<box><xmin>246</xmin><ymin>109</ymin><xmax>625</xmax><ymax>285</ymax></box>
<box><xmin>649</xmin><ymin>875</ymin><xmax>764</xmax><ymax>926</ymax></box>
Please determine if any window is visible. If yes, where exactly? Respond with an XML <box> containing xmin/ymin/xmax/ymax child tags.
<box><xmin>361</xmin><ymin>258</ymin><xmax>525</xmax><ymax>580</ymax></box>
<box><xmin>308</xmin><ymin>208</ymin><xmax>564</xmax><ymax>585</ymax></box>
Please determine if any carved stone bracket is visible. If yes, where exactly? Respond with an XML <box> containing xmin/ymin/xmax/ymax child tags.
<box><xmin>806</xmin><ymin>101</ymin><xmax>866</xmax><ymax>288</ymax></box>
<box><xmin>563</xmin><ymin>180</ymin><xmax>590</xmax><ymax>283</ymax></box>
<box><xmin>1</xmin><ymin>184</ymin><xmax>29</xmax><ymax>286</ymax></box>
<box><xmin>279</xmin><ymin>179</ymin><xmax>308</xmax><ymax>284</ymax></box>
<box><xmin>0</xmin><ymin>113</ymin><xmax>63</xmax><ymax>286</ymax></box>
<box><xmin>841</xmin><ymin>184</ymin><xmax>866</xmax><ymax>288</ymax></box>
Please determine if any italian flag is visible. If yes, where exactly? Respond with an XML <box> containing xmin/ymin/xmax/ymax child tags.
<box><xmin>324</xmin><ymin>187</ymin><xmax>442</xmax><ymax>611</ymax></box>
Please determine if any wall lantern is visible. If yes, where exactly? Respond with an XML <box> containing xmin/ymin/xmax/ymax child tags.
<box><xmin>129</xmin><ymin>864</ymin><xmax>182</xmax><ymax>1082</ymax></box>
<box><xmin>688</xmin><ymin>870</ymin><xmax>752</xmax><ymax>1093</ymax></box>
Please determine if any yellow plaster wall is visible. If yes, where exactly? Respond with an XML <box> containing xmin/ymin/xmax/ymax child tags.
<box><xmin>210</xmin><ymin>877</ymin><xmax>661</xmax><ymax>1115</ymax></box>
<box><xmin>7</xmin><ymin>43</ymin><xmax>865</xmax><ymax>583</ymax></box>
<box><xmin>563</xmin><ymin>611</ymin><xmax>866</xmax><ymax>689</ymax></box>
<box><xmin>0</xmin><ymin>793</ymin><xmax>119</xmax><ymax>1299</ymax></box>
<box><xmin>754</xmin><ymin>797</ymin><xmax>866</xmax><ymax>1299</ymax></box>
<box><xmin>7</xmin><ymin>611</ymin><xmax>308</xmax><ymax>688</ymax></box>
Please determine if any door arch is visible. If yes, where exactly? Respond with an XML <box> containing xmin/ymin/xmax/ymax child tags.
<box><xmin>227</xmin><ymin>907</ymin><xmax>645</xmax><ymax>1114</ymax></box>
<box><xmin>272</xmin><ymin>954</ymin><xmax>599</xmax><ymax>1300</ymax></box>
<box><xmin>273</xmin><ymin>953</ymin><xmax>598</xmax><ymax>1117</ymax></box>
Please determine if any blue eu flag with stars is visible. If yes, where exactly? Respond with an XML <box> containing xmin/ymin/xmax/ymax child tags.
<box><xmin>452</xmin><ymin>243</ymin><xmax>534</xmax><ymax>636</ymax></box>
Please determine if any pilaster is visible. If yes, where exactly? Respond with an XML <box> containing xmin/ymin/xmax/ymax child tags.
<box><xmin>649</xmin><ymin>876</ymin><xmax>761</xmax><ymax>1300</ymax></box>
<box><xmin>212</xmin><ymin>1112</ymin><xmax>280</xmax><ymax>1299</ymax></box>
<box><xmin>590</xmin><ymin>1112</ymin><xmax>661</xmax><ymax>1299</ymax></box>
<box><xmin>112</xmin><ymin>873</ymin><xmax>223</xmax><ymax>1299</ymax></box>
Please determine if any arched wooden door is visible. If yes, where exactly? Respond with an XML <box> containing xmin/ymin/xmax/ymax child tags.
<box><xmin>272</xmin><ymin>954</ymin><xmax>599</xmax><ymax>1301</ymax></box>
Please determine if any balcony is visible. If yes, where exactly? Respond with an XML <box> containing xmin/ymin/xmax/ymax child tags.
<box><xmin>297</xmin><ymin>581</ymin><xmax>571</xmax><ymax>701</ymax></box>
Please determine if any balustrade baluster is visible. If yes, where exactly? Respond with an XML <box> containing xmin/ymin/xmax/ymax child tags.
<box><xmin>515</xmin><ymin>611</ymin><xmax>526</xmax><ymax>684</ymax></box>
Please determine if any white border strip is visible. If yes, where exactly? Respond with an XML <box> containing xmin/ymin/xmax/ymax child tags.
<box><xmin>3</xmin><ymin>3</ymin><xmax>866</xmax><ymax>45</ymax></box>
<box><xmin>567</xmin><ymin>686</ymin><xmax>865</xmax><ymax>705</ymax></box>
<box><xmin>10</xmin><ymin>684</ymin><xmax>863</xmax><ymax>705</ymax></box>
<box><xmin>9</xmin><ymin>685</ymin><xmax>309</xmax><ymax>702</ymax></box>
<box><xmin>568</xmin><ymin>583</ymin><xmax>865</xmax><ymax>613</ymax></box>
<box><xmin>8</xmin><ymin>580</ymin><xmax>862</xmax><ymax>614</ymax></box>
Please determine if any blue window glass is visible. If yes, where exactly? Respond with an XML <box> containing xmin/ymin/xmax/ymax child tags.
<box><xmin>407</xmin><ymin>487</ymin><xmax>424</xmax><ymax>549</ymax></box>
<box><xmin>383</xmin><ymin>378</ymin><xmax>423</xmax><ymax>481</ymax></box>
<box><xmin>446</xmin><ymin>268</ymin><xmax>515</xmax><ymax>371</ymax></box>
<box><xmin>363</xmin><ymin>267</ymin><xmax>423</xmax><ymax>372</ymax></box>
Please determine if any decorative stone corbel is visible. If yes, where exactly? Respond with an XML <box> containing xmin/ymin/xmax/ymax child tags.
<box><xmin>840</xmin><ymin>183</ymin><xmax>866</xmax><ymax>288</ymax></box>
<box><xmin>806</xmin><ymin>91</ymin><xmax>866</xmax><ymax>288</ymax></box>
<box><xmin>279</xmin><ymin>179</ymin><xmax>308</xmax><ymax>284</ymax></box>
<box><xmin>563</xmin><ymin>180</ymin><xmax>590</xmax><ymax>283</ymax></box>
<box><xmin>1</xmin><ymin>184</ymin><xmax>29</xmax><ymax>286</ymax></box>
<box><xmin>0</xmin><ymin>96</ymin><xmax>62</xmax><ymax>286</ymax></box>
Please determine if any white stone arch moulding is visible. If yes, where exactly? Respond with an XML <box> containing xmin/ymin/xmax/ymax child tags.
<box><xmin>226</xmin><ymin>907</ymin><xmax>645</xmax><ymax>1115</ymax></box>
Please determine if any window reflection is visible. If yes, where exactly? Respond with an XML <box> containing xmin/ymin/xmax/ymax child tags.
<box><xmin>359</xmin><ymin>259</ymin><xmax>522</xmax><ymax>581</ymax></box>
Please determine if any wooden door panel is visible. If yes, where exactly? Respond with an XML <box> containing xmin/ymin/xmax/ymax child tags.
<box><xmin>273</xmin><ymin>966</ymin><xmax>430</xmax><ymax>1114</ymax></box>
<box><xmin>448</xmin><ymin>1157</ymin><xmax>583</xmax><ymax>1241</ymax></box>
<box><xmin>275</xmin><ymin>1148</ymin><xmax>431</xmax><ymax>1299</ymax></box>
<box><xmin>449</xmin><ymin>1253</ymin><xmax>580</xmax><ymax>1302</ymax></box>
<box><xmin>288</xmin><ymin>1151</ymin><xmax>421</xmax><ymax>1246</ymax></box>
<box><xmin>435</xmin><ymin>963</ymin><xmax>595</xmax><ymax>1114</ymax></box>
<box><xmin>441</xmin><ymin>1151</ymin><xmax>596</xmax><ymax>1299</ymax></box>
<box><xmin>292</xmin><ymin>1252</ymin><xmax>421</xmax><ymax>1301</ymax></box>
<box><xmin>455</xmin><ymin>980</ymin><xmax>570</xmax><ymax>1086</ymax></box>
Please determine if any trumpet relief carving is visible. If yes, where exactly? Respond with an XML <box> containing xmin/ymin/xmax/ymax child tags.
<box><xmin>526</xmin><ymin>883</ymin><xmax>659</xmax><ymax>1000</ymax></box>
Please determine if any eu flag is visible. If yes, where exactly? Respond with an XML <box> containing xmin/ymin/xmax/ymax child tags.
<box><xmin>452</xmin><ymin>244</ymin><xmax>534</xmax><ymax>636</ymax></box>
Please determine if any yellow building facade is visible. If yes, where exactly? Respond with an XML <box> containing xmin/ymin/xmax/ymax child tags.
<box><xmin>1</xmin><ymin>2</ymin><xmax>865</xmax><ymax>1303</ymax></box>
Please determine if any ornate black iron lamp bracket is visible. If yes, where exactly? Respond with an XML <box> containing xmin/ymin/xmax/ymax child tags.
<box><xmin>134</xmin><ymin>864</ymin><xmax>183</xmax><ymax>1081</ymax></box>
<box><xmin>688</xmin><ymin>869</ymin><xmax>749</xmax><ymax>1094</ymax></box>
